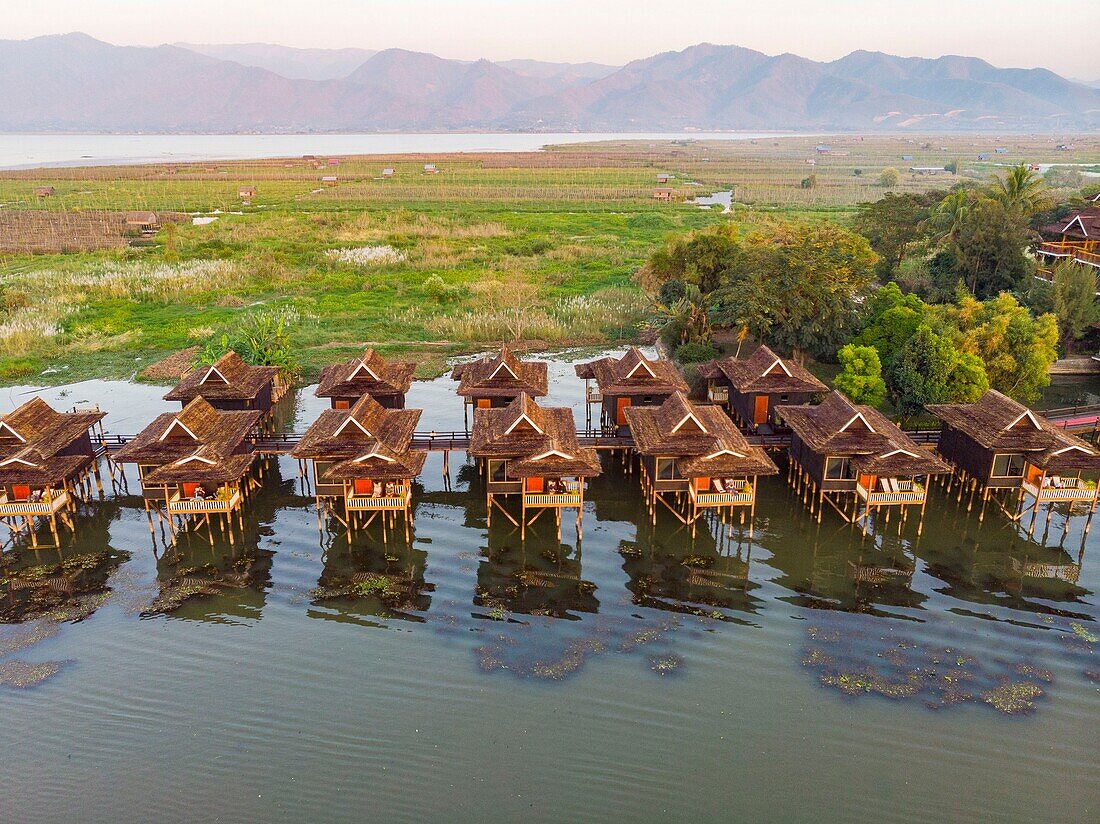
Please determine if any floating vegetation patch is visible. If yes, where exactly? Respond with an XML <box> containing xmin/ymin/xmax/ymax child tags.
<box><xmin>649</xmin><ymin>653</ymin><xmax>684</xmax><ymax>676</ymax></box>
<box><xmin>0</xmin><ymin>550</ymin><xmax>128</xmax><ymax>624</ymax></box>
<box><xmin>800</xmin><ymin>618</ymin><xmax>1056</xmax><ymax>714</ymax></box>
<box><xmin>144</xmin><ymin>550</ymin><xmax>274</xmax><ymax>616</ymax></box>
<box><xmin>0</xmin><ymin>659</ymin><xmax>66</xmax><ymax>689</ymax></box>
<box><xmin>0</xmin><ymin>622</ymin><xmax>61</xmax><ymax>657</ymax></box>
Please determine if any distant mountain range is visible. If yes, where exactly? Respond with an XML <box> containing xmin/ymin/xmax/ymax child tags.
<box><xmin>1</xmin><ymin>33</ymin><xmax>1095</xmax><ymax>133</ymax></box>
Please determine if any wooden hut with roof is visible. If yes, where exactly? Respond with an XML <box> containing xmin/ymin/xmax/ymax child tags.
<box><xmin>0</xmin><ymin>398</ymin><xmax>106</xmax><ymax>546</ymax></box>
<box><xmin>928</xmin><ymin>390</ymin><xmax>1100</xmax><ymax>532</ymax></box>
<box><xmin>291</xmin><ymin>396</ymin><xmax>423</xmax><ymax>538</ymax></box>
<box><xmin>164</xmin><ymin>351</ymin><xmax>283</xmax><ymax>418</ymax></box>
<box><xmin>777</xmin><ymin>391</ymin><xmax>949</xmax><ymax>533</ymax></box>
<box><xmin>469</xmin><ymin>393</ymin><xmax>601</xmax><ymax>539</ymax></box>
<box><xmin>113</xmin><ymin>397</ymin><xmax>261</xmax><ymax>539</ymax></box>
<box><xmin>314</xmin><ymin>348</ymin><xmax>416</xmax><ymax>410</ymax></box>
<box><xmin>452</xmin><ymin>347</ymin><xmax>548</xmax><ymax>431</ymax></box>
<box><xmin>575</xmin><ymin>347</ymin><xmax>688</xmax><ymax>435</ymax></box>
<box><xmin>700</xmin><ymin>345</ymin><xmax>827</xmax><ymax>431</ymax></box>
<box><xmin>625</xmin><ymin>392</ymin><xmax>778</xmax><ymax>536</ymax></box>
<box><xmin>1037</xmin><ymin>207</ymin><xmax>1100</xmax><ymax>275</ymax></box>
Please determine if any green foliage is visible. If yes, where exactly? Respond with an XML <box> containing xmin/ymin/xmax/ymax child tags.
<box><xmin>989</xmin><ymin>164</ymin><xmax>1049</xmax><ymax>215</ymax></box>
<box><xmin>1051</xmin><ymin>260</ymin><xmax>1098</xmax><ymax>350</ymax></box>
<box><xmin>950</xmin><ymin>197</ymin><xmax>1033</xmax><ymax>298</ymax></box>
<box><xmin>800</xmin><ymin>175</ymin><xmax>817</xmax><ymax>190</ymax></box>
<box><xmin>877</xmin><ymin>167</ymin><xmax>901</xmax><ymax>187</ymax></box>
<box><xmin>199</xmin><ymin>307</ymin><xmax>301</xmax><ymax>378</ymax></box>
<box><xmin>834</xmin><ymin>344</ymin><xmax>886</xmax><ymax>407</ymax></box>
<box><xmin>423</xmin><ymin>274</ymin><xmax>466</xmax><ymax>304</ymax></box>
<box><xmin>658</xmin><ymin>279</ymin><xmax>686</xmax><ymax>305</ymax></box>
<box><xmin>645</xmin><ymin>224</ymin><xmax>741</xmax><ymax>295</ymax></box>
<box><xmin>854</xmin><ymin>291</ymin><xmax>928</xmax><ymax>370</ymax></box>
<box><xmin>890</xmin><ymin>325</ymin><xmax>987</xmax><ymax>417</ymax></box>
<box><xmin>853</xmin><ymin>192</ymin><xmax>938</xmax><ymax>281</ymax></box>
<box><xmin>675</xmin><ymin>341</ymin><xmax>718</xmax><ymax>363</ymax></box>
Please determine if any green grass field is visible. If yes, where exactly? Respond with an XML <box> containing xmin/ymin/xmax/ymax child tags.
<box><xmin>1</xmin><ymin>134</ymin><xmax>1097</xmax><ymax>385</ymax></box>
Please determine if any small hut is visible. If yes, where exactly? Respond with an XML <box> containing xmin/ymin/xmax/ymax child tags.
<box><xmin>321</xmin><ymin>175</ymin><xmax>339</xmax><ymax>187</ymax></box>
<box><xmin>34</xmin><ymin>186</ymin><xmax>54</xmax><ymax>198</ymax></box>
<box><xmin>575</xmin><ymin>347</ymin><xmax>688</xmax><ymax>435</ymax></box>
<box><xmin>626</xmin><ymin>393</ymin><xmax>778</xmax><ymax>536</ymax></box>
<box><xmin>113</xmin><ymin>397</ymin><xmax>260</xmax><ymax>538</ymax></box>
<box><xmin>656</xmin><ymin>173</ymin><xmax>671</xmax><ymax>184</ymax></box>
<box><xmin>653</xmin><ymin>188</ymin><xmax>674</xmax><ymax>201</ymax></box>
<box><xmin>0</xmin><ymin>399</ymin><xmax>106</xmax><ymax>545</ymax></box>
<box><xmin>778</xmin><ymin>391</ymin><xmax>949</xmax><ymax>533</ymax></box>
<box><xmin>699</xmin><ymin>345</ymin><xmax>827</xmax><ymax>430</ymax></box>
<box><xmin>238</xmin><ymin>185</ymin><xmax>257</xmax><ymax>202</ymax></box>
<box><xmin>470</xmin><ymin>393</ymin><xmax>601</xmax><ymax>539</ymax></box>
<box><xmin>452</xmin><ymin>347</ymin><xmax>548</xmax><ymax>431</ymax></box>
<box><xmin>163</xmin><ymin>351</ymin><xmax>282</xmax><ymax>418</ymax></box>
<box><xmin>928</xmin><ymin>390</ymin><xmax>1100</xmax><ymax>533</ymax></box>
<box><xmin>382</xmin><ymin>168</ymin><xmax>395</xmax><ymax>179</ymax></box>
<box><xmin>1037</xmin><ymin>207</ymin><xmax>1100</xmax><ymax>273</ymax></box>
<box><xmin>315</xmin><ymin>348</ymin><xmax>416</xmax><ymax>410</ymax></box>
<box><xmin>291</xmin><ymin>396</ymin><xmax>423</xmax><ymax>537</ymax></box>
<box><xmin>423</xmin><ymin>164</ymin><xmax>438</xmax><ymax>174</ymax></box>
<box><xmin>124</xmin><ymin>211</ymin><xmax>159</xmax><ymax>233</ymax></box>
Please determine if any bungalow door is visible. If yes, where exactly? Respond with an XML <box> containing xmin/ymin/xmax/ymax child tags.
<box><xmin>616</xmin><ymin>397</ymin><xmax>631</xmax><ymax>426</ymax></box>
<box><xmin>753</xmin><ymin>395</ymin><xmax>769</xmax><ymax>425</ymax></box>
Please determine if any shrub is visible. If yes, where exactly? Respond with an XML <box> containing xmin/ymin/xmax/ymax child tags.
<box><xmin>658</xmin><ymin>279</ymin><xmax>686</xmax><ymax>305</ymax></box>
<box><xmin>675</xmin><ymin>341</ymin><xmax>718</xmax><ymax>363</ymax></box>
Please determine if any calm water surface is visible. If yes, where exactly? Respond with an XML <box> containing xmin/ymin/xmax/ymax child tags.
<box><xmin>1</xmin><ymin>354</ymin><xmax>1097</xmax><ymax>823</ymax></box>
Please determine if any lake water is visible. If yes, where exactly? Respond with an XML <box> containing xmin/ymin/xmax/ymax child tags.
<box><xmin>0</xmin><ymin>132</ymin><xmax>799</xmax><ymax>171</ymax></box>
<box><xmin>1</xmin><ymin>354</ymin><xmax>1098</xmax><ymax>823</ymax></box>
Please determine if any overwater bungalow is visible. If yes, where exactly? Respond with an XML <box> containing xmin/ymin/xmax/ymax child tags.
<box><xmin>470</xmin><ymin>393</ymin><xmax>601</xmax><ymax>539</ymax></box>
<box><xmin>778</xmin><ymin>391</ymin><xmax>949</xmax><ymax>533</ymax></box>
<box><xmin>699</xmin><ymin>345</ymin><xmax>827</xmax><ymax>431</ymax></box>
<box><xmin>626</xmin><ymin>392</ymin><xmax>778</xmax><ymax>536</ymax></box>
<box><xmin>928</xmin><ymin>390</ymin><xmax>1100</xmax><ymax>533</ymax></box>
<box><xmin>291</xmin><ymin>396</ymin><xmax>424</xmax><ymax>538</ymax></box>
<box><xmin>0</xmin><ymin>398</ymin><xmax>106</xmax><ymax>547</ymax></box>
<box><xmin>452</xmin><ymin>347</ymin><xmax>548</xmax><ymax>430</ymax></box>
<box><xmin>315</xmin><ymin>348</ymin><xmax>416</xmax><ymax>410</ymax></box>
<box><xmin>113</xmin><ymin>397</ymin><xmax>260</xmax><ymax>539</ymax></box>
<box><xmin>575</xmin><ymin>347</ymin><xmax>688</xmax><ymax>435</ymax></box>
<box><xmin>164</xmin><ymin>351</ymin><xmax>284</xmax><ymax>418</ymax></box>
<box><xmin>1036</xmin><ymin>206</ymin><xmax>1100</xmax><ymax>275</ymax></box>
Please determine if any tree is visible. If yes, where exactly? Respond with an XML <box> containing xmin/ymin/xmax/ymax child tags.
<box><xmin>989</xmin><ymin>164</ymin><xmax>1048</xmax><ymax>216</ymax></box>
<box><xmin>877</xmin><ymin>167</ymin><xmax>901</xmax><ymax>187</ymax></box>
<box><xmin>710</xmin><ymin>221</ymin><xmax>877</xmax><ymax>362</ymax></box>
<box><xmin>853</xmin><ymin>192</ymin><xmax>938</xmax><ymax>281</ymax></box>
<box><xmin>945</xmin><ymin>350</ymin><xmax>990</xmax><ymax>405</ymax></box>
<box><xmin>890</xmin><ymin>326</ymin><xmax>955</xmax><ymax>417</ymax></box>
<box><xmin>929</xmin><ymin>188</ymin><xmax>972</xmax><ymax>245</ymax></box>
<box><xmin>643</xmin><ymin>224</ymin><xmax>741</xmax><ymax>295</ymax></box>
<box><xmin>658</xmin><ymin>279</ymin><xmax>686</xmax><ymax>306</ymax></box>
<box><xmin>951</xmin><ymin>197</ymin><xmax>1033</xmax><ymax>298</ymax></box>
<box><xmin>834</xmin><ymin>344</ymin><xmax>886</xmax><ymax>407</ymax></box>
<box><xmin>854</xmin><ymin>282</ymin><xmax>929</xmax><ymax>369</ymax></box>
<box><xmin>1052</xmin><ymin>260</ymin><xmax>1098</xmax><ymax>352</ymax></box>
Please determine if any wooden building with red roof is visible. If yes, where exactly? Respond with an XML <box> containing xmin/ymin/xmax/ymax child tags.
<box><xmin>469</xmin><ymin>393</ymin><xmax>601</xmax><ymax>539</ymax></box>
<box><xmin>928</xmin><ymin>390</ymin><xmax>1100</xmax><ymax>532</ymax></box>
<box><xmin>575</xmin><ymin>347</ymin><xmax>688</xmax><ymax>435</ymax></box>
<box><xmin>1037</xmin><ymin>207</ymin><xmax>1100</xmax><ymax>276</ymax></box>
<box><xmin>452</xmin><ymin>347</ymin><xmax>548</xmax><ymax>430</ymax></box>
<box><xmin>777</xmin><ymin>391</ymin><xmax>949</xmax><ymax>533</ymax></box>
<box><xmin>699</xmin><ymin>345</ymin><xmax>827</xmax><ymax>431</ymax></box>
<box><xmin>314</xmin><ymin>348</ymin><xmax>416</xmax><ymax>410</ymax></box>
<box><xmin>0</xmin><ymin>398</ymin><xmax>106</xmax><ymax>546</ymax></box>
<box><xmin>164</xmin><ymin>351</ymin><xmax>283</xmax><ymax>417</ymax></box>
<box><xmin>625</xmin><ymin>392</ymin><xmax>778</xmax><ymax>536</ymax></box>
<box><xmin>292</xmin><ymin>396</ymin><xmax>423</xmax><ymax>538</ymax></box>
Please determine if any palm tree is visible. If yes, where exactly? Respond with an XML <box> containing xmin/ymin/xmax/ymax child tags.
<box><xmin>989</xmin><ymin>164</ymin><xmax>1048</xmax><ymax>215</ymax></box>
<box><xmin>928</xmin><ymin>189</ymin><xmax>971</xmax><ymax>243</ymax></box>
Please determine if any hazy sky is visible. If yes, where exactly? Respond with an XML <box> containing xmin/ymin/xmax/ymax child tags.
<box><xmin>4</xmin><ymin>0</ymin><xmax>1099</xmax><ymax>78</ymax></box>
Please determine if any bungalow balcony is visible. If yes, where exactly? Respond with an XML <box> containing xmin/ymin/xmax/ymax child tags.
<box><xmin>523</xmin><ymin>480</ymin><xmax>582</xmax><ymax>508</ymax></box>
<box><xmin>166</xmin><ymin>489</ymin><xmax>242</xmax><ymax>515</ymax></box>
<box><xmin>346</xmin><ymin>484</ymin><xmax>412</xmax><ymax>511</ymax></box>
<box><xmin>1037</xmin><ymin>241</ymin><xmax>1100</xmax><ymax>271</ymax></box>
<box><xmin>0</xmin><ymin>489</ymin><xmax>70</xmax><ymax>517</ymax></box>
<box><xmin>689</xmin><ymin>480</ymin><xmax>754</xmax><ymax>507</ymax></box>
<box><xmin>585</xmin><ymin>385</ymin><xmax>603</xmax><ymax>404</ymax></box>
<box><xmin>706</xmin><ymin>384</ymin><xmax>729</xmax><ymax>404</ymax></box>
<box><xmin>856</xmin><ymin>479</ymin><xmax>926</xmax><ymax>506</ymax></box>
<box><xmin>1022</xmin><ymin>477</ymin><xmax>1098</xmax><ymax>503</ymax></box>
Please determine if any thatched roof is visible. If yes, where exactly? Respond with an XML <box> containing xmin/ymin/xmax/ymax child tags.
<box><xmin>1039</xmin><ymin>207</ymin><xmax>1100</xmax><ymax>241</ymax></box>
<box><xmin>315</xmin><ymin>348</ymin><xmax>416</xmax><ymax>400</ymax></box>
<box><xmin>124</xmin><ymin>211</ymin><xmax>158</xmax><ymax>225</ymax></box>
<box><xmin>574</xmin><ymin>347</ymin><xmax>688</xmax><ymax>396</ymax></box>
<box><xmin>114</xmin><ymin>397</ymin><xmax>260</xmax><ymax>484</ymax></box>
<box><xmin>0</xmin><ymin>398</ymin><xmax>104</xmax><ymax>486</ymax></box>
<box><xmin>625</xmin><ymin>392</ymin><xmax>778</xmax><ymax>478</ymax></box>
<box><xmin>469</xmin><ymin>393</ymin><xmax>600</xmax><ymax>478</ymax></box>
<box><xmin>778</xmin><ymin>391</ymin><xmax>949</xmax><ymax>476</ymax></box>
<box><xmin>929</xmin><ymin>390</ymin><xmax>1100</xmax><ymax>473</ymax></box>
<box><xmin>291</xmin><ymin>395</ymin><xmax>421</xmax><ymax>462</ymax></box>
<box><xmin>163</xmin><ymin>351</ymin><xmax>279</xmax><ymax>403</ymax></box>
<box><xmin>320</xmin><ymin>446</ymin><xmax>427</xmax><ymax>482</ymax></box>
<box><xmin>451</xmin><ymin>347</ymin><xmax>548</xmax><ymax>399</ymax></box>
<box><xmin>699</xmin><ymin>345</ymin><xmax>827</xmax><ymax>395</ymax></box>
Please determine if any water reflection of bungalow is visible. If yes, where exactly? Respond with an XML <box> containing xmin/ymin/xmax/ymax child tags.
<box><xmin>779</xmin><ymin>392</ymin><xmax>949</xmax><ymax>533</ymax></box>
<box><xmin>292</xmin><ymin>396</ymin><xmax>423</xmax><ymax>538</ymax></box>
<box><xmin>311</xmin><ymin>534</ymin><xmax>432</xmax><ymax>624</ymax></box>
<box><xmin>164</xmin><ymin>351</ymin><xmax>285</xmax><ymax>419</ymax></box>
<box><xmin>699</xmin><ymin>345</ymin><xmax>827</xmax><ymax>430</ymax></box>
<box><xmin>470</xmin><ymin>393</ymin><xmax>601</xmax><ymax>539</ymax></box>
<box><xmin>475</xmin><ymin>541</ymin><xmax>598</xmax><ymax>619</ymax></box>
<box><xmin>314</xmin><ymin>348</ymin><xmax>416</xmax><ymax>409</ymax></box>
<box><xmin>0</xmin><ymin>399</ymin><xmax>106</xmax><ymax>547</ymax></box>
<box><xmin>1</xmin><ymin>540</ymin><xmax>128</xmax><ymax>623</ymax></box>
<box><xmin>575</xmin><ymin>347</ymin><xmax>688</xmax><ymax>435</ymax></box>
<box><xmin>627</xmin><ymin>392</ymin><xmax>778</xmax><ymax>536</ymax></box>
<box><xmin>114</xmin><ymin>398</ymin><xmax>260</xmax><ymax>540</ymax></box>
<box><xmin>453</xmin><ymin>347</ymin><xmax>548</xmax><ymax>431</ymax></box>
<box><xmin>150</xmin><ymin>541</ymin><xmax>273</xmax><ymax>622</ymax></box>
<box><xmin>929</xmin><ymin>390</ymin><xmax>1100</xmax><ymax>534</ymax></box>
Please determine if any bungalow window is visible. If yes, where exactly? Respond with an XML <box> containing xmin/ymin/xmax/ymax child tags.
<box><xmin>642</xmin><ymin>396</ymin><xmax>653</xmax><ymax>405</ymax></box>
<box><xmin>991</xmin><ymin>453</ymin><xmax>1026</xmax><ymax>478</ymax></box>
<box><xmin>824</xmin><ymin>457</ymin><xmax>854</xmax><ymax>480</ymax></box>
<box><xmin>488</xmin><ymin>459</ymin><xmax>509</xmax><ymax>483</ymax></box>
<box><xmin>656</xmin><ymin>457</ymin><xmax>681</xmax><ymax>481</ymax></box>
<box><xmin>779</xmin><ymin>394</ymin><xmax>790</xmax><ymax>403</ymax></box>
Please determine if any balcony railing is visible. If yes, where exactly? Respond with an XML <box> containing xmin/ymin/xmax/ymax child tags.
<box><xmin>346</xmin><ymin>485</ymin><xmax>411</xmax><ymax>510</ymax></box>
<box><xmin>1037</xmin><ymin>242</ymin><xmax>1100</xmax><ymax>269</ymax></box>
<box><xmin>856</xmin><ymin>480</ymin><xmax>925</xmax><ymax>505</ymax></box>
<box><xmin>1023</xmin><ymin>479</ymin><xmax>1097</xmax><ymax>502</ymax></box>
<box><xmin>524</xmin><ymin>481</ymin><xmax>581</xmax><ymax>508</ymax></box>
<box><xmin>167</xmin><ymin>490</ymin><xmax>241</xmax><ymax>515</ymax></box>
<box><xmin>707</xmin><ymin>385</ymin><xmax>729</xmax><ymax>404</ymax></box>
<box><xmin>0</xmin><ymin>490</ymin><xmax>69</xmax><ymax>517</ymax></box>
<box><xmin>689</xmin><ymin>481</ymin><xmax>753</xmax><ymax>506</ymax></box>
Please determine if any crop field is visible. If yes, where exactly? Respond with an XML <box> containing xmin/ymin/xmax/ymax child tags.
<box><xmin>0</xmin><ymin>134</ymin><xmax>1096</xmax><ymax>386</ymax></box>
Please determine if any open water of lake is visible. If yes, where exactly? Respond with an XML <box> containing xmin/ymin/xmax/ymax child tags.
<box><xmin>0</xmin><ymin>352</ymin><xmax>1097</xmax><ymax>823</ymax></box>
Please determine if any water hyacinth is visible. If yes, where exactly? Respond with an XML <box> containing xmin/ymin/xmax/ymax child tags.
<box><xmin>325</xmin><ymin>245</ymin><xmax>407</xmax><ymax>266</ymax></box>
